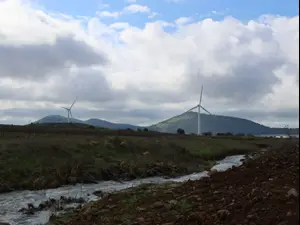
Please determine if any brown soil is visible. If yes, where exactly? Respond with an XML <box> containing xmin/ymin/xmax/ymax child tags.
<box><xmin>51</xmin><ymin>141</ymin><xmax>299</xmax><ymax>225</ymax></box>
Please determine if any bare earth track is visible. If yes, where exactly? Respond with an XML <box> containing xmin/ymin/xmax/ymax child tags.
<box><xmin>51</xmin><ymin>141</ymin><xmax>299</xmax><ymax>225</ymax></box>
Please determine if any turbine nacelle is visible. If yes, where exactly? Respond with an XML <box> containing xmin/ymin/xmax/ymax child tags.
<box><xmin>61</xmin><ymin>97</ymin><xmax>77</xmax><ymax>123</ymax></box>
<box><xmin>183</xmin><ymin>85</ymin><xmax>213</xmax><ymax>135</ymax></box>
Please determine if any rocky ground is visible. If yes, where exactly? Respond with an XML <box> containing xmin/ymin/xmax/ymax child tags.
<box><xmin>49</xmin><ymin>141</ymin><xmax>299</xmax><ymax>225</ymax></box>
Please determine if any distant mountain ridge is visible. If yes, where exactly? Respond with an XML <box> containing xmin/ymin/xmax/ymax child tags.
<box><xmin>35</xmin><ymin>114</ymin><xmax>299</xmax><ymax>135</ymax></box>
<box><xmin>35</xmin><ymin>115</ymin><xmax>141</xmax><ymax>130</ymax></box>
<box><xmin>149</xmin><ymin>112</ymin><xmax>299</xmax><ymax>135</ymax></box>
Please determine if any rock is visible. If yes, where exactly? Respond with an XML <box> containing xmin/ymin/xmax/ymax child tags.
<box><xmin>137</xmin><ymin>207</ymin><xmax>146</xmax><ymax>211</ymax></box>
<box><xmin>209</xmin><ymin>169</ymin><xmax>218</xmax><ymax>175</ymax></box>
<box><xmin>136</xmin><ymin>217</ymin><xmax>145</xmax><ymax>223</ymax></box>
<box><xmin>217</xmin><ymin>209</ymin><xmax>230</xmax><ymax>220</ymax></box>
<box><xmin>38</xmin><ymin>203</ymin><xmax>46</xmax><ymax>210</ymax></box>
<box><xmin>82</xmin><ymin>173</ymin><xmax>97</xmax><ymax>184</ymax></box>
<box><xmin>48</xmin><ymin>180</ymin><xmax>59</xmax><ymax>189</ymax></box>
<box><xmin>169</xmin><ymin>200</ymin><xmax>178</xmax><ymax>205</ymax></box>
<box><xmin>169</xmin><ymin>183</ymin><xmax>179</xmax><ymax>188</ymax></box>
<box><xmin>0</xmin><ymin>222</ymin><xmax>10</xmax><ymax>225</ymax></box>
<box><xmin>247</xmin><ymin>214</ymin><xmax>254</xmax><ymax>220</ymax></box>
<box><xmin>93</xmin><ymin>190</ymin><xmax>105</xmax><ymax>197</ymax></box>
<box><xmin>119</xmin><ymin>141</ymin><xmax>128</xmax><ymax>148</ymax></box>
<box><xmin>151</xmin><ymin>201</ymin><xmax>165</xmax><ymax>208</ymax></box>
<box><xmin>67</xmin><ymin>176</ymin><xmax>77</xmax><ymax>184</ymax></box>
<box><xmin>287</xmin><ymin>188</ymin><xmax>298</xmax><ymax>198</ymax></box>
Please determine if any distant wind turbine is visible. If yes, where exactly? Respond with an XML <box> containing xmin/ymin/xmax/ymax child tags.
<box><xmin>61</xmin><ymin>97</ymin><xmax>77</xmax><ymax>123</ymax></box>
<box><xmin>183</xmin><ymin>85</ymin><xmax>212</xmax><ymax>135</ymax></box>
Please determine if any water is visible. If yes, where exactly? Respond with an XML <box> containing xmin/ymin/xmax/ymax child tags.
<box><xmin>258</xmin><ymin>134</ymin><xmax>299</xmax><ymax>138</ymax></box>
<box><xmin>0</xmin><ymin>155</ymin><xmax>245</xmax><ymax>225</ymax></box>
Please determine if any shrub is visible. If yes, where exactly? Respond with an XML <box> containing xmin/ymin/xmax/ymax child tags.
<box><xmin>177</xmin><ymin>128</ymin><xmax>185</xmax><ymax>135</ymax></box>
<box><xmin>203</xmin><ymin>132</ymin><xmax>212</xmax><ymax>136</ymax></box>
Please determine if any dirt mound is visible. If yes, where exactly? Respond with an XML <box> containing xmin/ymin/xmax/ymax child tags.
<box><xmin>51</xmin><ymin>142</ymin><xmax>299</xmax><ymax>225</ymax></box>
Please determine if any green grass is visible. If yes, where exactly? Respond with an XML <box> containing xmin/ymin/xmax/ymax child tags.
<box><xmin>0</xmin><ymin>129</ymin><xmax>287</xmax><ymax>193</ymax></box>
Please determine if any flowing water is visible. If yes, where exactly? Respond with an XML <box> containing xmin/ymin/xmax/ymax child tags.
<box><xmin>0</xmin><ymin>155</ymin><xmax>244</xmax><ymax>225</ymax></box>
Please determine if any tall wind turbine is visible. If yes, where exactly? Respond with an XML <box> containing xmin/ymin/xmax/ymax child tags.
<box><xmin>184</xmin><ymin>85</ymin><xmax>212</xmax><ymax>135</ymax></box>
<box><xmin>62</xmin><ymin>97</ymin><xmax>77</xmax><ymax>123</ymax></box>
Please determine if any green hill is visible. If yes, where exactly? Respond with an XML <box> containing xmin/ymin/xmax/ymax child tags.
<box><xmin>149</xmin><ymin>112</ymin><xmax>299</xmax><ymax>135</ymax></box>
<box><xmin>35</xmin><ymin>115</ymin><xmax>141</xmax><ymax>130</ymax></box>
<box><xmin>34</xmin><ymin>113</ymin><xmax>298</xmax><ymax>135</ymax></box>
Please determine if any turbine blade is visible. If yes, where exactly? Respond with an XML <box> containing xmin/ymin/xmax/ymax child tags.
<box><xmin>69</xmin><ymin>110</ymin><xmax>73</xmax><ymax>118</ymax></box>
<box><xmin>200</xmin><ymin>105</ymin><xmax>212</xmax><ymax>115</ymax></box>
<box><xmin>187</xmin><ymin>105</ymin><xmax>198</xmax><ymax>112</ymax></box>
<box><xmin>182</xmin><ymin>105</ymin><xmax>198</xmax><ymax>115</ymax></box>
<box><xmin>199</xmin><ymin>85</ymin><xmax>203</xmax><ymax>105</ymax></box>
<box><xmin>70</xmin><ymin>96</ymin><xmax>77</xmax><ymax>109</ymax></box>
<box><xmin>61</xmin><ymin>107</ymin><xmax>69</xmax><ymax>110</ymax></box>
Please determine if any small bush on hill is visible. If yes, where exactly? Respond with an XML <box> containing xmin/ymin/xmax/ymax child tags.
<box><xmin>177</xmin><ymin>128</ymin><xmax>185</xmax><ymax>135</ymax></box>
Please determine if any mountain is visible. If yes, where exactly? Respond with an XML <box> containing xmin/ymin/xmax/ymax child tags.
<box><xmin>85</xmin><ymin>118</ymin><xmax>141</xmax><ymax>130</ymax></box>
<box><xmin>35</xmin><ymin>115</ymin><xmax>84</xmax><ymax>124</ymax></box>
<box><xmin>35</xmin><ymin>115</ymin><xmax>141</xmax><ymax>130</ymax></box>
<box><xmin>35</xmin><ymin>113</ymin><xmax>299</xmax><ymax>135</ymax></box>
<box><xmin>149</xmin><ymin>112</ymin><xmax>299</xmax><ymax>135</ymax></box>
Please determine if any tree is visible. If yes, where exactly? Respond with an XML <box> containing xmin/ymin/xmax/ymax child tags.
<box><xmin>203</xmin><ymin>132</ymin><xmax>212</xmax><ymax>136</ymax></box>
<box><xmin>177</xmin><ymin>128</ymin><xmax>185</xmax><ymax>135</ymax></box>
<box><xmin>143</xmin><ymin>128</ymin><xmax>149</xmax><ymax>132</ymax></box>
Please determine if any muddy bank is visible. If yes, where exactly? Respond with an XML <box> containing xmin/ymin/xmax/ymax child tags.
<box><xmin>51</xmin><ymin>143</ymin><xmax>299</xmax><ymax>225</ymax></box>
<box><xmin>0</xmin><ymin>155</ymin><xmax>245</xmax><ymax>225</ymax></box>
<box><xmin>0</xmin><ymin>160</ymin><xmax>213</xmax><ymax>194</ymax></box>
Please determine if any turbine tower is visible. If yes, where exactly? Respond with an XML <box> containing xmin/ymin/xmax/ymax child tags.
<box><xmin>184</xmin><ymin>85</ymin><xmax>212</xmax><ymax>135</ymax></box>
<box><xmin>62</xmin><ymin>97</ymin><xmax>77</xmax><ymax>123</ymax></box>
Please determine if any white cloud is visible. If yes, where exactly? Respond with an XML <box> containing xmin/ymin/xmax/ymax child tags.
<box><xmin>175</xmin><ymin>17</ymin><xmax>193</xmax><ymax>25</ymax></box>
<box><xmin>109</xmin><ymin>22</ymin><xmax>131</xmax><ymax>30</ymax></box>
<box><xmin>125</xmin><ymin>0</ymin><xmax>137</xmax><ymax>3</ymax></box>
<box><xmin>0</xmin><ymin>0</ymin><xmax>299</xmax><ymax>127</ymax></box>
<box><xmin>97</xmin><ymin>3</ymin><xmax>155</xmax><ymax>19</ymax></box>
<box><xmin>165</xmin><ymin>0</ymin><xmax>185</xmax><ymax>3</ymax></box>
<box><xmin>123</xmin><ymin>4</ymin><xmax>151</xmax><ymax>14</ymax></box>
<box><xmin>97</xmin><ymin>10</ymin><xmax>121</xmax><ymax>18</ymax></box>
<box><xmin>148</xmin><ymin>12</ymin><xmax>159</xmax><ymax>19</ymax></box>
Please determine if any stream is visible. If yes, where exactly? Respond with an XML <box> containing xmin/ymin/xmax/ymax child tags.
<box><xmin>0</xmin><ymin>155</ymin><xmax>245</xmax><ymax>225</ymax></box>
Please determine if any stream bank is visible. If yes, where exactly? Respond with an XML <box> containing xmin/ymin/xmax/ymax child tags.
<box><xmin>0</xmin><ymin>155</ymin><xmax>245</xmax><ymax>225</ymax></box>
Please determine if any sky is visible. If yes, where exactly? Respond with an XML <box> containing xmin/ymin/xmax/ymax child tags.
<box><xmin>0</xmin><ymin>0</ymin><xmax>299</xmax><ymax>128</ymax></box>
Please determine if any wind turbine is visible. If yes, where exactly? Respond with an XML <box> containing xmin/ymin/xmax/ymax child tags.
<box><xmin>61</xmin><ymin>97</ymin><xmax>77</xmax><ymax>123</ymax></box>
<box><xmin>184</xmin><ymin>85</ymin><xmax>212</xmax><ymax>135</ymax></box>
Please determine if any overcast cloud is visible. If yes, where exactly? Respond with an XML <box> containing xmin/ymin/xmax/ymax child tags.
<box><xmin>0</xmin><ymin>0</ymin><xmax>299</xmax><ymax>127</ymax></box>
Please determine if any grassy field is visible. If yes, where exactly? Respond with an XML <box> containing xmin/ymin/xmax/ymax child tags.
<box><xmin>0</xmin><ymin>124</ymin><xmax>288</xmax><ymax>193</ymax></box>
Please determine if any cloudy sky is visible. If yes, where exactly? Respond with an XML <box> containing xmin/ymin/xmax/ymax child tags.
<box><xmin>0</xmin><ymin>0</ymin><xmax>299</xmax><ymax>127</ymax></box>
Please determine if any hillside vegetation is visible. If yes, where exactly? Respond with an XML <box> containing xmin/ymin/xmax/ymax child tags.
<box><xmin>0</xmin><ymin>125</ymin><xmax>287</xmax><ymax>193</ymax></box>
